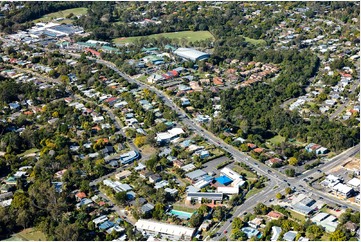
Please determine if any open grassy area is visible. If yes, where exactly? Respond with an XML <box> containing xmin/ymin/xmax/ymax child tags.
<box><xmin>267</xmin><ymin>135</ymin><xmax>286</xmax><ymax>145</ymax></box>
<box><xmin>17</xmin><ymin>148</ymin><xmax>39</xmax><ymax>157</ymax></box>
<box><xmin>113</xmin><ymin>31</ymin><xmax>214</xmax><ymax>45</ymax></box>
<box><xmin>33</xmin><ymin>7</ymin><xmax>87</xmax><ymax>23</ymax></box>
<box><xmin>233</xmin><ymin>166</ymin><xmax>257</xmax><ymax>180</ymax></box>
<box><xmin>173</xmin><ymin>204</ymin><xmax>197</xmax><ymax>213</ymax></box>
<box><xmin>7</xmin><ymin>228</ymin><xmax>48</xmax><ymax>241</ymax></box>
<box><xmin>288</xmin><ymin>209</ymin><xmax>305</xmax><ymax>222</ymax></box>
<box><xmin>240</xmin><ymin>35</ymin><xmax>266</xmax><ymax>46</ymax></box>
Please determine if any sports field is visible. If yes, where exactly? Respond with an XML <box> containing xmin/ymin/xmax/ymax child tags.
<box><xmin>113</xmin><ymin>31</ymin><xmax>214</xmax><ymax>45</ymax></box>
<box><xmin>33</xmin><ymin>7</ymin><xmax>87</xmax><ymax>23</ymax></box>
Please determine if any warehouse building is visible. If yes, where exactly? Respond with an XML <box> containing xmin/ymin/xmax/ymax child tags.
<box><xmin>174</xmin><ymin>48</ymin><xmax>210</xmax><ymax>62</ymax></box>
<box><xmin>135</xmin><ymin>219</ymin><xmax>196</xmax><ymax>240</ymax></box>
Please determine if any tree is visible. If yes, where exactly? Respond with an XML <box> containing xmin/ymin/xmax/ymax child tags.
<box><xmin>288</xmin><ymin>157</ymin><xmax>298</xmax><ymax>166</ymax></box>
<box><xmin>306</xmin><ymin>224</ymin><xmax>324</xmax><ymax>240</ymax></box>
<box><xmin>134</xmin><ymin>136</ymin><xmax>147</xmax><ymax>147</ymax></box>
<box><xmin>285</xmin><ymin>168</ymin><xmax>296</xmax><ymax>177</ymax></box>
<box><xmin>253</xmin><ymin>203</ymin><xmax>269</xmax><ymax>215</ymax></box>
<box><xmin>276</xmin><ymin>193</ymin><xmax>283</xmax><ymax>200</ymax></box>
<box><xmin>213</xmin><ymin>206</ymin><xmax>227</xmax><ymax>221</ymax></box>
<box><xmin>115</xmin><ymin>191</ymin><xmax>127</xmax><ymax>205</ymax></box>
<box><xmin>330</xmin><ymin>229</ymin><xmax>347</xmax><ymax>241</ymax></box>
<box><xmin>285</xmin><ymin>187</ymin><xmax>292</xmax><ymax>195</ymax></box>
<box><xmin>152</xmin><ymin>203</ymin><xmax>165</xmax><ymax>220</ymax></box>
<box><xmin>231</xmin><ymin>230</ymin><xmax>247</xmax><ymax>241</ymax></box>
<box><xmin>16</xmin><ymin>210</ymin><xmax>30</xmax><ymax>229</ymax></box>
<box><xmin>197</xmin><ymin>204</ymin><xmax>208</xmax><ymax>215</ymax></box>
<box><xmin>189</xmin><ymin>213</ymin><xmax>203</xmax><ymax>227</ymax></box>
<box><xmin>232</xmin><ymin>217</ymin><xmax>244</xmax><ymax>230</ymax></box>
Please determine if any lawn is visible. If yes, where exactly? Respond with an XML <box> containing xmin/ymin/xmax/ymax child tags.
<box><xmin>267</xmin><ymin>135</ymin><xmax>286</xmax><ymax>145</ymax></box>
<box><xmin>113</xmin><ymin>31</ymin><xmax>214</xmax><ymax>45</ymax></box>
<box><xmin>240</xmin><ymin>35</ymin><xmax>266</xmax><ymax>46</ymax></box>
<box><xmin>288</xmin><ymin>209</ymin><xmax>305</xmax><ymax>222</ymax></box>
<box><xmin>10</xmin><ymin>228</ymin><xmax>48</xmax><ymax>241</ymax></box>
<box><xmin>33</xmin><ymin>7</ymin><xmax>87</xmax><ymax>23</ymax></box>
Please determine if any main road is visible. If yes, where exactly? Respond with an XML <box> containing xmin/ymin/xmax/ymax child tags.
<box><xmin>57</xmin><ymin>51</ymin><xmax>359</xmax><ymax>237</ymax></box>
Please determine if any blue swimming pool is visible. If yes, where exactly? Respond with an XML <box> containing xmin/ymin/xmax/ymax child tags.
<box><xmin>169</xmin><ymin>209</ymin><xmax>194</xmax><ymax>219</ymax></box>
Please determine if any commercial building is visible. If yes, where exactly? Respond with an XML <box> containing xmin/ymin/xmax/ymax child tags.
<box><xmin>332</xmin><ymin>183</ymin><xmax>354</xmax><ymax>198</ymax></box>
<box><xmin>220</xmin><ymin>167</ymin><xmax>242</xmax><ymax>181</ymax></box>
<box><xmin>135</xmin><ymin>219</ymin><xmax>196</xmax><ymax>240</ymax></box>
<box><xmin>186</xmin><ymin>192</ymin><xmax>223</xmax><ymax>203</ymax></box>
<box><xmin>174</xmin><ymin>48</ymin><xmax>210</xmax><ymax>62</ymax></box>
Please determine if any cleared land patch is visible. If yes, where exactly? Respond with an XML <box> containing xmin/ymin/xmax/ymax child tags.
<box><xmin>33</xmin><ymin>7</ymin><xmax>87</xmax><ymax>23</ymax></box>
<box><xmin>267</xmin><ymin>135</ymin><xmax>286</xmax><ymax>145</ymax></box>
<box><xmin>239</xmin><ymin>35</ymin><xmax>266</xmax><ymax>45</ymax></box>
<box><xmin>113</xmin><ymin>31</ymin><xmax>214</xmax><ymax>45</ymax></box>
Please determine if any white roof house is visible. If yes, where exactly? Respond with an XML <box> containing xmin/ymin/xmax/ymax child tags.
<box><xmin>135</xmin><ymin>219</ymin><xmax>196</xmax><ymax>240</ymax></box>
<box><xmin>271</xmin><ymin>226</ymin><xmax>282</xmax><ymax>241</ymax></box>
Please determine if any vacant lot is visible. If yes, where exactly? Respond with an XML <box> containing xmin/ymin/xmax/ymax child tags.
<box><xmin>343</xmin><ymin>157</ymin><xmax>360</xmax><ymax>170</ymax></box>
<box><xmin>33</xmin><ymin>7</ymin><xmax>87</xmax><ymax>23</ymax></box>
<box><xmin>113</xmin><ymin>31</ymin><xmax>214</xmax><ymax>45</ymax></box>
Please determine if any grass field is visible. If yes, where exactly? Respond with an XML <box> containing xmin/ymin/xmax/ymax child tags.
<box><xmin>5</xmin><ymin>228</ymin><xmax>47</xmax><ymax>241</ymax></box>
<box><xmin>113</xmin><ymin>31</ymin><xmax>214</xmax><ymax>45</ymax></box>
<box><xmin>267</xmin><ymin>135</ymin><xmax>286</xmax><ymax>145</ymax></box>
<box><xmin>240</xmin><ymin>35</ymin><xmax>266</xmax><ymax>46</ymax></box>
<box><xmin>33</xmin><ymin>7</ymin><xmax>87</xmax><ymax>23</ymax></box>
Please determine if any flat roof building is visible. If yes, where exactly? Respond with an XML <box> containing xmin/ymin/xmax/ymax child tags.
<box><xmin>174</xmin><ymin>48</ymin><xmax>210</xmax><ymax>62</ymax></box>
<box><xmin>135</xmin><ymin>219</ymin><xmax>196</xmax><ymax>240</ymax></box>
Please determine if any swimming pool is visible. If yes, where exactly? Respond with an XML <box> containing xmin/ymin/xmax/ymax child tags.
<box><xmin>169</xmin><ymin>209</ymin><xmax>194</xmax><ymax>219</ymax></box>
